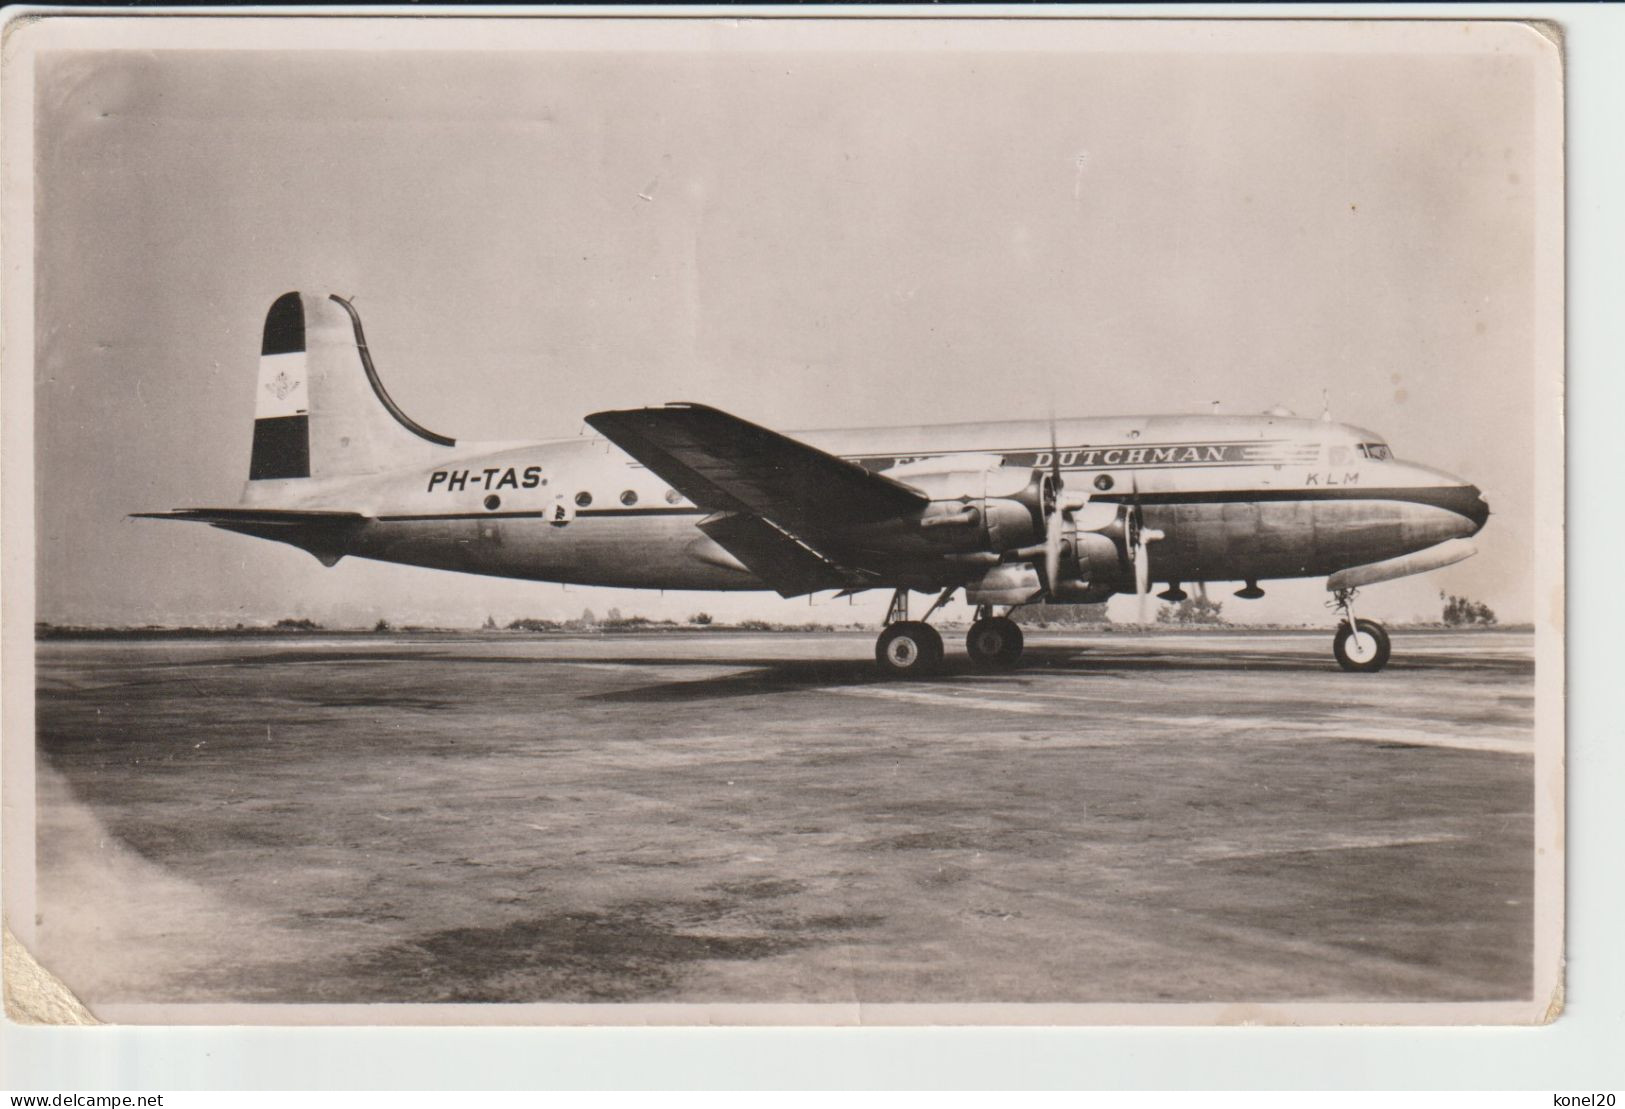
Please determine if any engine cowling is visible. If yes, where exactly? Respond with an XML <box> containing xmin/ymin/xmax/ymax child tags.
<box><xmin>1048</xmin><ymin>530</ymin><xmax>1125</xmax><ymax>602</ymax></box>
<box><xmin>869</xmin><ymin>454</ymin><xmax>1138</xmax><ymax>602</ymax></box>
<box><xmin>884</xmin><ymin>455</ymin><xmax>1047</xmax><ymax>555</ymax></box>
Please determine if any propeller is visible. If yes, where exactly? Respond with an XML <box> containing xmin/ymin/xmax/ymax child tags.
<box><xmin>1044</xmin><ymin>415</ymin><xmax>1064</xmax><ymax>594</ymax></box>
<box><xmin>1036</xmin><ymin>417</ymin><xmax>1099</xmax><ymax>599</ymax></box>
<box><xmin>1127</xmin><ymin>473</ymin><xmax>1164</xmax><ymax>624</ymax></box>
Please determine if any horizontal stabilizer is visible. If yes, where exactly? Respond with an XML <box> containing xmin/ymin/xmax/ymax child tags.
<box><xmin>585</xmin><ymin>403</ymin><xmax>929</xmax><ymax>535</ymax></box>
<box><xmin>133</xmin><ymin>508</ymin><xmax>368</xmax><ymax>567</ymax></box>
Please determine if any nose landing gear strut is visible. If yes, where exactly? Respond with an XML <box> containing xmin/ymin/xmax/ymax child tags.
<box><xmin>1330</xmin><ymin>587</ymin><xmax>1391</xmax><ymax>672</ymax></box>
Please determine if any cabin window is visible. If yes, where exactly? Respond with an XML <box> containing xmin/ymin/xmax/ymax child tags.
<box><xmin>1357</xmin><ymin>443</ymin><xmax>1392</xmax><ymax>461</ymax></box>
<box><xmin>575</xmin><ymin>491</ymin><xmax>593</xmax><ymax>507</ymax></box>
<box><xmin>665</xmin><ymin>489</ymin><xmax>683</xmax><ymax>505</ymax></box>
<box><xmin>621</xmin><ymin>490</ymin><xmax>639</xmax><ymax>506</ymax></box>
<box><xmin>483</xmin><ymin>494</ymin><xmax>501</xmax><ymax>511</ymax></box>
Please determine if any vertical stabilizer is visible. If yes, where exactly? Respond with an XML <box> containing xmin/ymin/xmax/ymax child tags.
<box><xmin>246</xmin><ymin>291</ymin><xmax>457</xmax><ymax>490</ymax></box>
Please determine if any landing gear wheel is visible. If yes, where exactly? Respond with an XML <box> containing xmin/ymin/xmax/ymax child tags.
<box><xmin>875</xmin><ymin>621</ymin><xmax>944</xmax><ymax>679</ymax></box>
<box><xmin>966</xmin><ymin>617</ymin><xmax>1024</xmax><ymax>670</ymax></box>
<box><xmin>1334</xmin><ymin>618</ymin><xmax>1391</xmax><ymax>673</ymax></box>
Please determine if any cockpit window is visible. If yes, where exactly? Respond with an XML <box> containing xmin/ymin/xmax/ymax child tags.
<box><xmin>1357</xmin><ymin>443</ymin><xmax>1391</xmax><ymax>461</ymax></box>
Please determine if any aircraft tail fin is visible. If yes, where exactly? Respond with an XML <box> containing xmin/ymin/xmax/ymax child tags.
<box><xmin>247</xmin><ymin>292</ymin><xmax>456</xmax><ymax>490</ymax></box>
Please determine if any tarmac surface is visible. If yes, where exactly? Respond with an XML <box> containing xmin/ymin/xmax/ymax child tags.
<box><xmin>31</xmin><ymin>628</ymin><xmax>1536</xmax><ymax>1012</ymax></box>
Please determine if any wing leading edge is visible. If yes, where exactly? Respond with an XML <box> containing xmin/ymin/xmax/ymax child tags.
<box><xmin>585</xmin><ymin>404</ymin><xmax>927</xmax><ymax>531</ymax></box>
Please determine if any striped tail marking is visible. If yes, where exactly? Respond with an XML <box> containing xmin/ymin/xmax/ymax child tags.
<box><xmin>249</xmin><ymin>291</ymin><xmax>311</xmax><ymax>480</ymax></box>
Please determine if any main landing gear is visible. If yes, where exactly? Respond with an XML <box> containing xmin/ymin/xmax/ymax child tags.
<box><xmin>965</xmin><ymin>605</ymin><xmax>1024</xmax><ymax>671</ymax></box>
<box><xmin>873</xmin><ymin>590</ymin><xmax>1028</xmax><ymax>678</ymax></box>
<box><xmin>874</xmin><ymin>588</ymin><xmax>945</xmax><ymax>678</ymax></box>
<box><xmin>1330</xmin><ymin>587</ymin><xmax>1391</xmax><ymax>673</ymax></box>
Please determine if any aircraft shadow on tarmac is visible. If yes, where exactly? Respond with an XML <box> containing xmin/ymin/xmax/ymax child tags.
<box><xmin>156</xmin><ymin>644</ymin><xmax>1529</xmax><ymax>706</ymax></box>
<box><xmin>576</xmin><ymin>646</ymin><xmax>1527</xmax><ymax>704</ymax></box>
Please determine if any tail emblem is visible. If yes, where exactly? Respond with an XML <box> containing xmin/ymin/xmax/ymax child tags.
<box><xmin>265</xmin><ymin>370</ymin><xmax>302</xmax><ymax>402</ymax></box>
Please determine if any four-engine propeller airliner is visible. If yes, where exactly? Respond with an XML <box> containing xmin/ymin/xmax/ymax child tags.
<box><xmin>139</xmin><ymin>292</ymin><xmax>1490</xmax><ymax>676</ymax></box>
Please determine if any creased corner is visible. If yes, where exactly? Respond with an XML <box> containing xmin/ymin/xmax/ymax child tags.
<box><xmin>4</xmin><ymin>921</ymin><xmax>100</xmax><ymax>1025</ymax></box>
<box><xmin>1525</xmin><ymin>19</ymin><xmax>1565</xmax><ymax>53</ymax></box>
<box><xmin>1539</xmin><ymin>969</ymin><xmax>1565</xmax><ymax>1025</ymax></box>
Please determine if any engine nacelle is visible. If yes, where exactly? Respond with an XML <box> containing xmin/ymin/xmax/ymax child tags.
<box><xmin>1049</xmin><ymin>531</ymin><xmax>1125</xmax><ymax>602</ymax></box>
<box><xmin>868</xmin><ymin>455</ymin><xmax>1135</xmax><ymax>600</ymax></box>
<box><xmin>886</xmin><ymin>455</ymin><xmax>1048</xmax><ymax>555</ymax></box>
<box><xmin>964</xmin><ymin>562</ymin><xmax>1043</xmax><ymax>606</ymax></box>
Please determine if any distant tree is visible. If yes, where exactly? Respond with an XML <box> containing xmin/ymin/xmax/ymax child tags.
<box><xmin>1011</xmin><ymin>603</ymin><xmax>1110</xmax><ymax>627</ymax></box>
<box><xmin>1156</xmin><ymin>596</ymin><xmax>1226</xmax><ymax>625</ymax></box>
<box><xmin>689</xmin><ymin>612</ymin><xmax>714</xmax><ymax>625</ymax></box>
<box><xmin>274</xmin><ymin>617</ymin><xmax>321</xmax><ymax>631</ymax></box>
<box><xmin>508</xmin><ymin>617</ymin><xmax>562</xmax><ymax>632</ymax></box>
<box><xmin>373</xmin><ymin>618</ymin><xmax>392</xmax><ymax>633</ymax></box>
<box><xmin>1441</xmin><ymin>592</ymin><xmax>1497</xmax><ymax>627</ymax></box>
<box><xmin>606</xmin><ymin>607</ymin><xmax>624</xmax><ymax>624</ymax></box>
<box><xmin>580</xmin><ymin>608</ymin><xmax>597</xmax><ymax>626</ymax></box>
<box><xmin>482</xmin><ymin>614</ymin><xmax>498</xmax><ymax>630</ymax></box>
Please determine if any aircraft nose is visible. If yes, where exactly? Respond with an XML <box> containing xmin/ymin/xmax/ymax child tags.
<box><xmin>1461</xmin><ymin>485</ymin><xmax>1490</xmax><ymax>534</ymax></box>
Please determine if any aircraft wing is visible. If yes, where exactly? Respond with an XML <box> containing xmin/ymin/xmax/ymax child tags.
<box><xmin>584</xmin><ymin>403</ymin><xmax>929</xmax><ymax>534</ymax></box>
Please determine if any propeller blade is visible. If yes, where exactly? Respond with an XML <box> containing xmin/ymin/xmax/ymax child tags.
<box><xmin>1127</xmin><ymin>495</ymin><xmax>1165</xmax><ymax>625</ymax></box>
<box><xmin>1042</xmin><ymin>413</ymin><xmax>1063</xmax><ymax>596</ymax></box>
<box><xmin>1048</xmin><ymin>413</ymin><xmax>1063</xmax><ymax>491</ymax></box>
<box><xmin>1045</xmin><ymin>500</ymin><xmax>1063</xmax><ymax>594</ymax></box>
<box><xmin>1135</xmin><ymin>531</ymin><xmax>1151</xmax><ymax>624</ymax></box>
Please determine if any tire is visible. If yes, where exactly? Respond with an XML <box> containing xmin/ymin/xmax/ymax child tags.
<box><xmin>875</xmin><ymin>621</ymin><xmax>944</xmax><ymax>678</ymax></box>
<box><xmin>965</xmin><ymin>617</ymin><xmax>1024</xmax><ymax>670</ymax></box>
<box><xmin>1333</xmin><ymin>618</ymin><xmax>1391</xmax><ymax>673</ymax></box>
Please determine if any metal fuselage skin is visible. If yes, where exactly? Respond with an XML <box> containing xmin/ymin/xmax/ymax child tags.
<box><xmin>244</xmin><ymin>412</ymin><xmax>1488</xmax><ymax>596</ymax></box>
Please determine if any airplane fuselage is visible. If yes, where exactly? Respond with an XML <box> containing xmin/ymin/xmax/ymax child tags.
<box><xmin>241</xmin><ymin>411</ymin><xmax>1487</xmax><ymax>595</ymax></box>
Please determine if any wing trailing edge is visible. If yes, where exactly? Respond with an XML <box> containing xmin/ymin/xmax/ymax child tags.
<box><xmin>697</xmin><ymin>512</ymin><xmax>877</xmax><ymax>598</ymax></box>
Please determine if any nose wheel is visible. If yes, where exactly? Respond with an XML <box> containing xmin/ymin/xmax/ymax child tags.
<box><xmin>1330</xmin><ymin>588</ymin><xmax>1390</xmax><ymax>672</ymax></box>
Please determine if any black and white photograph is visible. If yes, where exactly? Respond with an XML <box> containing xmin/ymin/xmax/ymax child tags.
<box><xmin>2</xmin><ymin>14</ymin><xmax>1563</xmax><ymax>1026</ymax></box>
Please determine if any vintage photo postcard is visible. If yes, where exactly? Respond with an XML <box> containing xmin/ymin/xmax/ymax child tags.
<box><xmin>1</xmin><ymin>13</ymin><xmax>1563</xmax><ymax>1026</ymax></box>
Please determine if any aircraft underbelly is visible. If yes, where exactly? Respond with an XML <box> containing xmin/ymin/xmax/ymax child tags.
<box><xmin>1147</xmin><ymin>497</ymin><xmax>1471</xmax><ymax>582</ymax></box>
<box><xmin>347</xmin><ymin>514</ymin><xmax>762</xmax><ymax>591</ymax></box>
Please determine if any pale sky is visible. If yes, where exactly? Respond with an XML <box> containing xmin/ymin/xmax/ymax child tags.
<box><xmin>31</xmin><ymin>22</ymin><xmax>1549</xmax><ymax>629</ymax></box>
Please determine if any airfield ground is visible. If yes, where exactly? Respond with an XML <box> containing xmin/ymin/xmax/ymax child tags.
<box><xmin>30</xmin><ymin>628</ymin><xmax>1537</xmax><ymax>1016</ymax></box>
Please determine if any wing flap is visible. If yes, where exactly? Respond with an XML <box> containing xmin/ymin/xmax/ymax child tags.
<box><xmin>585</xmin><ymin>403</ymin><xmax>929</xmax><ymax>534</ymax></box>
<box><xmin>697</xmin><ymin>512</ymin><xmax>874</xmax><ymax>598</ymax></box>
